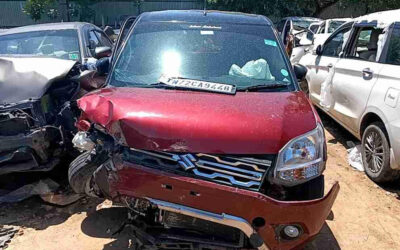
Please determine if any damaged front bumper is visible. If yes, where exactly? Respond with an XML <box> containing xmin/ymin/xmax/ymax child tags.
<box><xmin>0</xmin><ymin>127</ymin><xmax>62</xmax><ymax>175</ymax></box>
<box><xmin>97</xmin><ymin>155</ymin><xmax>339</xmax><ymax>250</ymax></box>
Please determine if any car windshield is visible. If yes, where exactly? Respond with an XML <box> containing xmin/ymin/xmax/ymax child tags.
<box><xmin>0</xmin><ymin>29</ymin><xmax>80</xmax><ymax>61</ymax></box>
<box><xmin>328</xmin><ymin>21</ymin><xmax>346</xmax><ymax>33</ymax></box>
<box><xmin>292</xmin><ymin>20</ymin><xmax>314</xmax><ymax>30</ymax></box>
<box><xmin>110</xmin><ymin>22</ymin><xmax>294</xmax><ymax>91</ymax></box>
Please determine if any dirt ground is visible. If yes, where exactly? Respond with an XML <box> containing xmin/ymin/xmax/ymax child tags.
<box><xmin>2</xmin><ymin>111</ymin><xmax>400</xmax><ymax>250</ymax></box>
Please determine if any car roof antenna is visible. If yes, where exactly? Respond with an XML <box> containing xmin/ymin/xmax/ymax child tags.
<box><xmin>203</xmin><ymin>0</ymin><xmax>207</xmax><ymax>16</ymax></box>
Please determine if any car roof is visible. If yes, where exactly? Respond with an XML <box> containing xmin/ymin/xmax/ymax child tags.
<box><xmin>284</xmin><ymin>16</ymin><xmax>322</xmax><ymax>22</ymax></box>
<box><xmin>0</xmin><ymin>22</ymin><xmax>95</xmax><ymax>36</ymax></box>
<box><xmin>138</xmin><ymin>10</ymin><xmax>272</xmax><ymax>25</ymax></box>
<box><xmin>356</xmin><ymin>9</ymin><xmax>400</xmax><ymax>27</ymax></box>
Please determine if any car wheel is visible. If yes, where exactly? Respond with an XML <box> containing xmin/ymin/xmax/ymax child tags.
<box><xmin>68</xmin><ymin>150</ymin><xmax>109</xmax><ymax>196</ymax></box>
<box><xmin>362</xmin><ymin>122</ymin><xmax>400</xmax><ymax>183</ymax></box>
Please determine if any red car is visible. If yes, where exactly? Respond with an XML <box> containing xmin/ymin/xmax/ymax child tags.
<box><xmin>69</xmin><ymin>10</ymin><xmax>339</xmax><ymax>250</ymax></box>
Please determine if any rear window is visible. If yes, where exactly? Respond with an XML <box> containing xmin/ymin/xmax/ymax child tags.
<box><xmin>111</xmin><ymin>22</ymin><xmax>294</xmax><ymax>90</ymax></box>
<box><xmin>0</xmin><ymin>29</ymin><xmax>80</xmax><ymax>61</ymax></box>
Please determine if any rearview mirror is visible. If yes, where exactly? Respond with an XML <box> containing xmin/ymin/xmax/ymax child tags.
<box><xmin>316</xmin><ymin>45</ymin><xmax>323</xmax><ymax>56</ymax></box>
<box><xmin>94</xmin><ymin>46</ymin><xmax>112</xmax><ymax>59</ymax></box>
<box><xmin>293</xmin><ymin>64</ymin><xmax>307</xmax><ymax>81</ymax></box>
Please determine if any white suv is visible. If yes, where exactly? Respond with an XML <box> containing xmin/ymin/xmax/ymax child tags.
<box><xmin>299</xmin><ymin>10</ymin><xmax>400</xmax><ymax>183</ymax></box>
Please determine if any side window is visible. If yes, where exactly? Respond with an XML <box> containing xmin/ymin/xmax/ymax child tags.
<box><xmin>283</xmin><ymin>21</ymin><xmax>291</xmax><ymax>44</ymax></box>
<box><xmin>322</xmin><ymin>27</ymin><xmax>351</xmax><ymax>57</ymax></box>
<box><xmin>317</xmin><ymin>22</ymin><xmax>325</xmax><ymax>34</ymax></box>
<box><xmin>348</xmin><ymin>27</ymin><xmax>383</xmax><ymax>62</ymax></box>
<box><xmin>95</xmin><ymin>31</ymin><xmax>112</xmax><ymax>48</ymax></box>
<box><xmin>385</xmin><ymin>27</ymin><xmax>400</xmax><ymax>65</ymax></box>
<box><xmin>88</xmin><ymin>30</ymin><xmax>100</xmax><ymax>56</ymax></box>
<box><xmin>276</xmin><ymin>20</ymin><xmax>285</xmax><ymax>33</ymax></box>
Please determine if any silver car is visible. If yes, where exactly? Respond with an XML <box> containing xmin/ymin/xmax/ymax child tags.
<box><xmin>299</xmin><ymin>9</ymin><xmax>400</xmax><ymax>183</ymax></box>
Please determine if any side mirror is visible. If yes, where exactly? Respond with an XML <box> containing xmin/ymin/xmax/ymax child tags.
<box><xmin>316</xmin><ymin>45</ymin><xmax>323</xmax><ymax>56</ymax></box>
<box><xmin>293</xmin><ymin>64</ymin><xmax>307</xmax><ymax>81</ymax></box>
<box><xmin>94</xmin><ymin>46</ymin><xmax>112</xmax><ymax>59</ymax></box>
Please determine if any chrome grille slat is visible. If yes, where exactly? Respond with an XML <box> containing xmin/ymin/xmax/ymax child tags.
<box><xmin>127</xmin><ymin>148</ymin><xmax>272</xmax><ymax>190</ymax></box>
<box><xmin>196</xmin><ymin>160</ymin><xmax>263</xmax><ymax>181</ymax></box>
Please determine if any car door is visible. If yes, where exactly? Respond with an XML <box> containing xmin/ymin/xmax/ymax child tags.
<box><xmin>111</xmin><ymin>16</ymin><xmax>136</xmax><ymax>66</ymax></box>
<box><xmin>330</xmin><ymin>25</ymin><xmax>385</xmax><ymax>134</ymax></box>
<box><xmin>303</xmin><ymin>24</ymin><xmax>352</xmax><ymax>105</ymax></box>
<box><xmin>372</xmin><ymin>23</ymin><xmax>400</xmax><ymax>163</ymax></box>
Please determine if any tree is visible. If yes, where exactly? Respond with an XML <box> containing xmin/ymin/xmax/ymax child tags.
<box><xmin>207</xmin><ymin>0</ymin><xmax>400</xmax><ymax>19</ymax></box>
<box><xmin>23</xmin><ymin>0</ymin><xmax>56</xmax><ymax>21</ymax></box>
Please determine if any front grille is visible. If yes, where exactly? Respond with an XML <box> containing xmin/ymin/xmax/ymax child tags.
<box><xmin>124</xmin><ymin>148</ymin><xmax>274</xmax><ymax>191</ymax></box>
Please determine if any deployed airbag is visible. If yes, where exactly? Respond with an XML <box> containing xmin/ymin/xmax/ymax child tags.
<box><xmin>229</xmin><ymin>58</ymin><xmax>275</xmax><ymax>80</ymax></box>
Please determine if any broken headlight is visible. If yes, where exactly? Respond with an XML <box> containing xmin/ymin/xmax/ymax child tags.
<box><xmin>273</xmin><ymin>123</ymin><xmax>325</xmax><ymax>186</ymax></box>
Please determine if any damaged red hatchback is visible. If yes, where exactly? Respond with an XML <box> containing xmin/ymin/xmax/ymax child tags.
<box><xmin>69</xmin><ymin>10</ymin><xmax>339</xmax><ymax>249</ymax></box>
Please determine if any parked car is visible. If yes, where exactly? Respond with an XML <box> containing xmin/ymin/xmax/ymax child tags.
<box><xmin>311</xmin><ymin>18</ymin><xmax>351</xmax><ymax>48</ymax></box>
<box><xmin>69</xmin><ymin>10</ymin><xmax>339</xmax><ymax>249</ymax></box>
<box><xmin>299</xmin><ymin>9</ymin><xmax>400</xmax><ymax>183</ymax></box>
<box><xmin>276</xmin><ymin>17</ymin><xmax>322</xmax><ymax>63</ymax></box>
<box><xmin>0</xmin><ymin>22</ymin><xmax>113</xmax><ymax>67</ymax></box>
<box><xmin>0</xmin><ymin>22</ymin><xmax>112</xmax><ymax>175</ymax></box>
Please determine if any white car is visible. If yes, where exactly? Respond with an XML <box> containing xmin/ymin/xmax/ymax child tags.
<box><xmin>312</xmin><ymin>18</ymin><xmax>352</xmax><ymax>48</ymax></box>
<box><xmin>299</xmin><ymin>9</ymin><xmax>400</xmax><ymax>183</ymax></box>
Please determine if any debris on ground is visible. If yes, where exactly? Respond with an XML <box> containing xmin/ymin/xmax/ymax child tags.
<box><xmin>40</xmin><ymin>190</ymin><xmax>83</xmax><ymax>206</ymax></box>
<box><xmin>347</xmin><ymin>141</ymin><xmax>364</xmax><ymax>172</ymax></box>
<box><xmin>0</xmin><ymin>179</ymin><xmax>59</xmax><ymax>204</ymax></box>
<box><xmin>96</xmin><ymin>199</ymin><xmax>113</xmax><ymax>211</ymax></box>
<box><xmin>0</xmin><ymin>226</ymin><xmax>18</xmax><ymax>250</ymax></box>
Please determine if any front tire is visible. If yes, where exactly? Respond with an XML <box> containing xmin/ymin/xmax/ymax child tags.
<box><xmin>362</xmin><ymin>122</ymin><xmax>400</xmax><ymax>183</ymax></box>
<box><xmin>68</xmin><ymin>150</ymin><xmax>109</xmax><ymax>196</ymax></box>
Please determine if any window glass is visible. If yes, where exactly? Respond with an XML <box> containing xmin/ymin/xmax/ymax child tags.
<box><xmin>322</xmin><ymin>27</ymin><xmax>351</xmax><ymax>57</ymax></box>
<box><xmin>386</xmin><ymin>27</ymin><xmax>400</xmax><ymax>65</ymax></box>
<box><xmin>0</xmin><ymin>29</ymin><xmax>80</xmax><ymax>60</ymax></box>
<box><xmin>88</xmin><ymin>30</ymin><xmax>100</xmax><ymax>50</ymax></box>
<box><xmin>111</xmin><ymin>22</ymin><xmax>295</xmax><ymax>91</ymax></box>
<box><xmin>95</xmin><ymin>31</ymin><xmax>112</xmax><ymax>47</ymax></box>
<box><xmin>317</xmin><ymin>22</ymin><xmax>325</xmax><ymax>34</ymax></box>
<box><xmin>349</xmin><ymin>27</ymin><xmax>383</xmax><ymax>61</ymax></box>
<box><xmin>276</xmin><ymin>20</ymin><xmax>285</xmax><ymax>32</ymax></box>
<box><xmin>328</xmin><ymin>21</ymin><xmax>346</xmax><ymax>33</ymax></box>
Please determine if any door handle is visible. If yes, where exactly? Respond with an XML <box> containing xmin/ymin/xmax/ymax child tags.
<box><xmin>362</xmin><ymin>68</ymin><xmax>374</xmax><ymax>80</ymax></box>
<box><xmin>327</xmin><ymin>63</ymin><xmax>333</xmax><ymax>68</ymax></box>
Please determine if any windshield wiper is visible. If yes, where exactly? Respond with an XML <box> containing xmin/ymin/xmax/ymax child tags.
<box><xmin>238</xmin><ymin>83</ymin><xmax>289</xmax><ymax>92</ymax></box>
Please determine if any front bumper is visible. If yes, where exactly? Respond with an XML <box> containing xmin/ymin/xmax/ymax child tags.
<box><xmin>104</xmin><ymin>156</ymin><xmax>339</xmax><ymax>250</ymax></box>
<box><xmin>0</xmin><ymin>128</ymin><xmax>61</xmax><ymax>175</ymax></box>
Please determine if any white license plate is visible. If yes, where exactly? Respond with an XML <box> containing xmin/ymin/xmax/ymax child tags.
<box><xmin>159</xmin><ymin>75</ymin><xmax>236</xmax><ymax>94</ymax></box>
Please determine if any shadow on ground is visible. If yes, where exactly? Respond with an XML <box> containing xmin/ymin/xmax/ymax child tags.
<box><xmin>305</xmin><ymin>223</ymin><xmax>341</xmax><ymax>250</ymax></box>
<box><xmin>81</xmin><ymin>206</ymin><xmax>134</xmax><ymax>250</ymax></box>
<box><xmin>317</xmin><ymin>110</ymin><xmax>358</xmax><ymax>149</ymax></box>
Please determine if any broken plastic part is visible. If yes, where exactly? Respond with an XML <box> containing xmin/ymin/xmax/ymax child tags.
<box><xmin>72</xmin><ymin>131</ymin><xmax>96</xmax><ymax>152</ymax></box>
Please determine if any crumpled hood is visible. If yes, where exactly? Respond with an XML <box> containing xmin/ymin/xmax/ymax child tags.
<box><xmin>78</xmin><ymin>87</ymin><xmax>317</xmax><ymax>154</ymax></box>
<box><xmin>0</xmin><ymin>57</ymin><xmax>77</xmax><ymax>105</ymax></box>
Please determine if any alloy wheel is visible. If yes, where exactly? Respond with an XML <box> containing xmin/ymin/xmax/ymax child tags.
<box><xmin>364</xmin><ymin>131</ymin><xmax>384</xmax><ymax>173</ymax></box>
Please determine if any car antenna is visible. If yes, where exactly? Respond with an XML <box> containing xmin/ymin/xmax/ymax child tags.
<box><xmin>203</xmin><ymin>0</ymin><xmax>207</xmax><ymax>16</ymax></box>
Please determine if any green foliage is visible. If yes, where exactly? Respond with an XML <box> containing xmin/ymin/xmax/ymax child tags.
<box><xmin>207</xmin><ymin>0</ymin><xmax>400</xmax><ymax>19</ymax></box>
<box><xmin>23</xmin><ymin>0</ymin><xmax>56</xmax><ymax>21</ymax></box>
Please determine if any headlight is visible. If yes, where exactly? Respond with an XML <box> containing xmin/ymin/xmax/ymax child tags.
<box><xmin>273</xmin><ymin>123</ymin><xmax>325</xmax><ymax>186</ymax></box>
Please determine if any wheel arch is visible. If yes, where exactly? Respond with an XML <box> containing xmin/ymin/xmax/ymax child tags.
<box><xmin>359</xmin><ymin>110</ymin><xmax>390</xmax><ymax>144</ymax></box>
